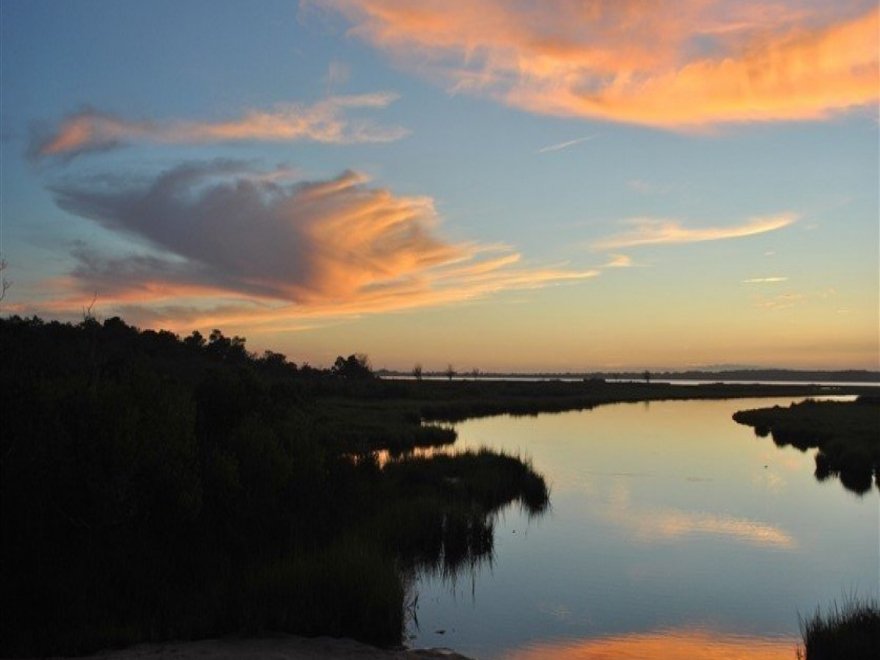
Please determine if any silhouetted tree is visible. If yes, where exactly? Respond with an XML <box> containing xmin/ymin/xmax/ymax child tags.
<box><xmin>184</xmin><ymin>330</ymin><xmax>206</xmax><ymax>349</ymax></box>
<box><xmin>412</xmin><ymin>363</ymin><xmax>423</xmax><ymax>381</ymax></box>
<box><xmin>643</xmin><ymin>370</ymin><xmax>651</xmax><ymax>384</ymax></box>
<box><xmin>445</xmin><ymin>364</ymin><xmax>456</xmax><ymax>381</ymax></box>
<box><xmin>332</xmin><ymin>354</ymin><xmax>374</xmax><ymax>379</ymax></box>
<box><xmin>206</xmin><ymin>329</ymin><xmax>248</xmax><ymax>363</ymax></box>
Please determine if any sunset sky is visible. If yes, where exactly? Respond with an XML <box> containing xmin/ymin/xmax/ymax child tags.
<box><xmin>1</xmin><ymin>0</ymin><xmax>877</xmax><ymax>371</ymax></box>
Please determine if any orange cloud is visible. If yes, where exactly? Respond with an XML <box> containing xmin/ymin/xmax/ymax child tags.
<box><xmin>506</xmin><ymin>629</ymin><xmax>798</xmax><ymax>660</ymax></box>
<box><xmin>31</xmin><ymin>162</ymin><xmax>597</xmax><ymax>328</ymax></box>
<box><xmin>34</xmin><ymin>93</ymin><xmax>408</xmax><ymax>159</ymax></box>
<box><xmin>319</xmin><ymin>0</ymin><xmax>878</xmax><ymax>127</ymax></box>
<box><xmin>602</xmin><ymin>254</ymin><xmax>634</xmax><ymax>268</ymax></box>
<box><xmin>591</xmin><ymin>213</ymin><xmax>799</xmax><ymax>250</ymax></box>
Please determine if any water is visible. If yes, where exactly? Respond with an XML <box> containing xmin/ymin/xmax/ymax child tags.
<box><xmin>406</xmin><ymin>397</ymin><xmax>880</xmax><ymax>659</ymax></box>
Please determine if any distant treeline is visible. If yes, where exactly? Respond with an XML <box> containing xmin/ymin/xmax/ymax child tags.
<box><xmin>0</xmin><ymin>316</ymin><xmax>547</xmax><ymax>655</ymax></box>
<box><xmin>377</xmin><ymin>368</ymin><xmax>880</xmax><ymax>383</ymax></box>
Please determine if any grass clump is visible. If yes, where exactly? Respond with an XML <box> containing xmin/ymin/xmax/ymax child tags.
<box><xmin>799</xmin><ymin>596</ymin><xmax>880</xmax><ymax>659</ymax></box>
<box><xmin>733</xmin><ymin>398</ymin><xmax>880</xmax><ymax>494</ymax></box>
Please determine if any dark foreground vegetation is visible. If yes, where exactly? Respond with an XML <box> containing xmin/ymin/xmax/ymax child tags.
<box><xmin>1</xmin><ymin>316</ymin><xmax>871</xmax><ymax>656</ymax></box>
<box><xmin>799</xmin><ymin>596</ymin><xmax>880</xmax><ymax>659</ymax></box>
<box><xmin>0</xmin><ymin>316</ymin><xmax>547</xmax><ymax>656</ymax></box>
<box><xmin>734</xmin><ymin>397</ymin><xmax>880</xmax><ymax>494</ymax></box>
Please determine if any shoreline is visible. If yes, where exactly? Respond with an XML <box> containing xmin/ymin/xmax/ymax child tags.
<box><xmin>41</xmin><ymin>635</ymin><xmax>474</xmax><ymax>660</ymax></box>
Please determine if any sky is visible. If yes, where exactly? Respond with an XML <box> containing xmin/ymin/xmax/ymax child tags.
<box><xmin>1</xmin><ymin>0</ymin><xmax>877</xmax><ymax>371</ymax></box>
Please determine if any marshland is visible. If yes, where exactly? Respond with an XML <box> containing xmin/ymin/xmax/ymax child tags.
<box><xmin>2</xmin><ymin>316</ymin><xmax>878</xmax><ymax>659</ymax></box>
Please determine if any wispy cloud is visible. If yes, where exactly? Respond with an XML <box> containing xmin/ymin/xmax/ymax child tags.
<box><xmin>754</xmin><ymin>292</ymin><xmax>806</xmax><ymax>310</ymax></box>
<box><xmin>591</xmin><ymin>213</ymin><xmax>799</xmax><ymax>250</ymax></box>
<box><xmin>743</xmin><ymin>276</ymin><xmax>788</xmax><ymax>283</ymax></box>
<box><xmin>319</xmin><ymin>0</ymin><xmax>878</xmax><ymax>128</ymax></box>
<box><xmin>602</xmin><ymin>253</ymin><xmax>636</xmax><ymax>268</ymax></box>
<box><xmin>32</xmin><ymin>161</ymin><xmax>596</xmax><ymax>328</ymax></box>
<box><xmin>537</xmin><ymin>134</ymin><xmax>597</xmax><ymax>153</ymax></box>
<box><xmin>32</xmin><ymin>93</ymin><xmax>408</xmax><ymax>160</ymax></box>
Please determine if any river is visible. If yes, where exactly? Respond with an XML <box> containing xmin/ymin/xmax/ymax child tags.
<box><xmin>406</xmin><ymin>397</ymin><xmax>879</xmax><ymax>659</ymax></box>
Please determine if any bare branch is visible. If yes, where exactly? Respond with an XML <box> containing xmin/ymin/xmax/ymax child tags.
<box><xmin>83</xmin><ymin>291</ymin><xmax>98</xmax><ymax>321</ymax></box>
<box><xmin>0</xmin><ymin>257</ymin><xmax>11</xmax><ymax>303</ymax></box>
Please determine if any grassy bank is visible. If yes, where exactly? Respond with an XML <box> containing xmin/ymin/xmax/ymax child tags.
<box><xmin>316</xmin><ymin>378</ymin><xmax>872</xmax><ymax>452</ymax></box>
<box><xmin>733</xmin><ymin>397</ymin><xmax>880</xmax><ymax>493</ymax></box>
<box><xmin>799</xmin><ymin>597</ymin><xmax>880</xmax><ymax>659</ymax></box>
<box><xmin>0</xmin><ymin>317</ymin><xmax>547</xmax><ymax>656</ymax></box>
<box><xmin>2</xmin><ymin>315</ymin><xmax>869</xmax><ymax>655</ymax></box>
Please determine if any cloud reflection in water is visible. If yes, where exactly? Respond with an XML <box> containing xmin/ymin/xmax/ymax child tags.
<box><xmin>505</xmin><ymin>628</ymin><xmax>798</xmax><ymax>660</ymax></box>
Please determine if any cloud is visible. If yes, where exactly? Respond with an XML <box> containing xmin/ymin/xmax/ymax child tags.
<box><xmin>537</xmin><ymin>134</ymin><xmax>597</xmax><ymax>153</ymax></box>
<box><xmin>742</xmin><ymin>276</ymin><xmax>788</xmax><ymax>283</ymax></box>
<box><xmin>591</xmin><ymin>213</ymin><xmax>798</xmax><ymax>250</ymax></box>
<box><xmin>41</xmin><ymin>161</ymin><xmax>596</xmax><ymax>327</ymax></box>
<box><xmin>319</xmin><ymin>0</ymin><xmax>878</xmax><ymax>128</ymax></box>
<box><xmin>32</xmin><ymin>93</ymin><xmax>408</xmax><ymax>160</ymax></box>
<box><xmin>602</xmin><ymin>253</ymin><xmax>635</xmax><ymax>268</ymax></box>
<box><xmin>754</xmin><ymin>292</ymin><xmax>806</xmax><ymax>310</ymax></box>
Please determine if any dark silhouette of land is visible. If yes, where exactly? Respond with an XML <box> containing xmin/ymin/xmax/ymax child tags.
<box><xmin>0</xmin><ymin>316</ymin><xmax>545</xmax><ymax>656</ymax></box>
<box><xmin>376</xmin><ymin>367</ymin><xmax>880</xmax><ymax>384</ymax></box>
<box><xmin>734</xmin><ymin>397</ymin><xmax>880</xmax><ymax>494</ymax></box>
<box><xmin>1</xmin><ymin>315</ymin><xmax>873</xmax><ymax>656</ymax></box>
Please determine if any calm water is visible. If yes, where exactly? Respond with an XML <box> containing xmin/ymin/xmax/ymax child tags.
<box><xmin>406</xmin><ymin>397</ymin><xmax>880</xmax><ymax>659</ymax></box>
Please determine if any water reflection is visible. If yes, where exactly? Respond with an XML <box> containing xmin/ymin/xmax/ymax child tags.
<box><xmin>406</xmin><ymin>398</ymin><xmax>878</xmax><ymax>659</ymax></box>
<box><xmin>735</xmin><ymin>396</ymin><xmax>878</xmax><ymax>495</ymax></box>
<box><xmin>604</xmin><ymin>483</ymin><xmax>796</xmax><ymax>549</ymax></box>
<box><xmin>505</xmin><ymin>629</ymin><xmax>798</xmax><ymax>660</ymax></box>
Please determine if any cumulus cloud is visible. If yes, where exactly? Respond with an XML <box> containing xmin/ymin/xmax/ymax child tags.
<box><xmin>32</xmin><ymin>93</ymin><xmax>408</xmax><ymax>160</ymax></box>
<box><xmin>317</xmin><ymin>0</ymin><xmax>878</xmax><ymax>128</ymax></box>
<box><xmin>591</xmin><ymin>213</ymin><xmax>799</xmax><ymax>250</ymax></box>
<box><xmin>45</xmin><ymin>161</ymin><xmax>596</xmax><ymax>326</ymax></box>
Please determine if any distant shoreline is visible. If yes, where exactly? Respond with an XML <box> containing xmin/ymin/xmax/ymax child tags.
<box><xmin>378</xmin><ymin>369</ymin><xmax>880</xmax><ymax>385</ymax></box>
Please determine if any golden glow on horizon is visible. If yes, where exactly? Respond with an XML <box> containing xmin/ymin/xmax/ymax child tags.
<box><xmin>323</xmin><ymin>0</ymin><xmax>879</xmax><ymax>127</ymax></box>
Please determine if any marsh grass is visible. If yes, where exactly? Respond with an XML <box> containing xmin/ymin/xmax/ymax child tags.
<box><xmin>2</xmin><ymin>316</ymin><xmax>864</xmax><ymax>656</ymax></box>
<box><xmin>798</xmin><ymin>596</ymin><xmax>880</xmax><ymax>659</ymax></box>
<box><xmin>240</xmin><ymin>542</ymin><xmax>405</xmax><ymax>645</ymax></box>
<box><xmin>734</xmin><ymin>398</ymin><xmax>880</xmax><ymax>494</ymax></box>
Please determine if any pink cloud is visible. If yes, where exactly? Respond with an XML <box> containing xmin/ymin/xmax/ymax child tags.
<box><xmin>26</xmin><ymin>162</ymin><xmax>597</xmax><ymax>328</ymax></box>
<box><xmin>318</xmin><ymin>0</ymin><xmax>878</xmax><ymax>127</ymax></box>
<box><xmin>33</xmin><ymin>93</ymin><xmax>408</xmax><ymax>159</ymax></box>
